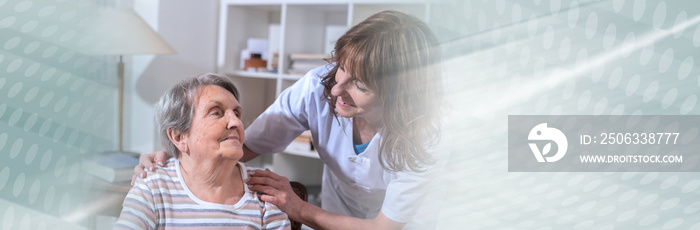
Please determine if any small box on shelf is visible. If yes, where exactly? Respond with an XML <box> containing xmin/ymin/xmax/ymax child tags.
<box><xmin>243</xmin><ymin>53</ymin><xmax>268</xmax><ymax>72</ymax></box>
<box><xmin>239</xmin><ymin>38</ymin><xmax>272</xmax><ymax>73</ymax></box>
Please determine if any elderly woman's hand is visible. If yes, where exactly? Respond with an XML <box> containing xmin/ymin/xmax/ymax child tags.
<box><xmin>131</xmin><ymin>150</ymin><xmax>170</xmax><ymax>185</ymax></box>
<box><xmin>246</xmin><ymin>169</ymin><xmax>306</xmax><ymax>217</ymax></box>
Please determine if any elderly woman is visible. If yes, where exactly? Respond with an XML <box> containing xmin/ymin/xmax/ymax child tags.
<box><xmin>114</xmin><ymin>73</ymin><xmax>290</xmax><ymax>229</ymax></box>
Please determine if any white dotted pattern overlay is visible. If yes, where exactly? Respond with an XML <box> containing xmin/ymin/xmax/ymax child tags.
<box><xmin>0</xmin><ymin>0</ymin><xmax>115</xmax><ymax>228</ymax></box>
<box><xmin>436</xmin><ymin>0</ymin><xmax>700</xmax><ymax>229</ymax></box>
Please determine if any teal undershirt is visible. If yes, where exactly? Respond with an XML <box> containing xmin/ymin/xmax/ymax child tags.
<box><xmin>354</xmin><ymin>141</ymin><xmax>371</xmax><ymax>155</ymax></box>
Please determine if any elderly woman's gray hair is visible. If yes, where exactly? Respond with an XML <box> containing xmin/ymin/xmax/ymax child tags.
<box><xmin>155</xmin><ymin>73</ymin><xmax>240</xmax><ymax>158</ymax></box>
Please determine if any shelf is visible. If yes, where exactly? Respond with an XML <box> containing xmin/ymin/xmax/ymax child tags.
<box><xmin>274</xmin><ymin>149</ymin><xmax>323</xmax><ymax>185</ymax></box>
<box><xmin>227</xmin><ymin>70</ymin><xmax>279</xmax><ymax>79</ymax></box>
<box><xmin>223</xmin><ymin>73</ymin><xmax>302</xmax><ymax>82</ymax></box>
<box><xmin>283</xmin><ymin>145</ymin><xmax>319</xmax><ymax>159</ymax></box>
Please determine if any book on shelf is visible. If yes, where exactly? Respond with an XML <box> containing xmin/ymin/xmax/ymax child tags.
<box><xmin>287</xmin><ymin>130</ymin><xmax>314</xmax><ymax>152</ymax></box>
<box><xmin>288</xmin><ymin>53</ymin><xmax>330</xmax><ymax>75</ymax></box>
<box><xmin>81</xmin><ymin>152</ymin><xmax>139</xmax><ymax>183</ymax></box>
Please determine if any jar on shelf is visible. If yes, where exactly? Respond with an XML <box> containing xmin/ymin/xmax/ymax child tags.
<box><xmin>244</xmin><ymin>53</ymin><xmax>267</xmax><ymax>72</ymax></box>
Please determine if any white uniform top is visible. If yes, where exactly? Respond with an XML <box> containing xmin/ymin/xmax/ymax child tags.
<box><xmin>245</xmin><ymin>64</ymin><xmax>449</xmax><ymax>228</ymax></box>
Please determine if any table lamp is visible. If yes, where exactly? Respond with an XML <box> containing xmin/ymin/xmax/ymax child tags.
<box><xmin>84</xmin><ymin>8</ymin><xmax>176</xmax><ymax>155</ymax></box>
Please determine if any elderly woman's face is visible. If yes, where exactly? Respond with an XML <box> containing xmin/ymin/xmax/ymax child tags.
<box><xmin>185</xmin><ymin>85</ymin><xmax>244</xmax><ymax>160</ymax></box>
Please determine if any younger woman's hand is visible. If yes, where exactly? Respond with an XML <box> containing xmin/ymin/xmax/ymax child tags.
<box><xmin>130</xmin><ymin>150</ymin><xmax>170</xmax><ymax>185</ymax></box>
<box><xmin>245</xmin><ymin>169</ymin><xmax>306</xmax><ymax>218</ymax></box>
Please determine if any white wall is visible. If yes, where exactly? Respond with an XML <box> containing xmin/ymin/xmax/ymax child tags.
<box><xmin>127</xmin><ymin>0</ymin><xmax>219</xmax><ymax>154</ymax></box>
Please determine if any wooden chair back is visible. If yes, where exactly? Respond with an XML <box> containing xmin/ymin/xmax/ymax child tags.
<box><xmin>289</xmin><ymin>181</ymin><xmax>308</xmax><ymax>230</ymax></box>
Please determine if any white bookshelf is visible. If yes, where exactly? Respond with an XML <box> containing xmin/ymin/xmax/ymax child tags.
<box><xmin>216</xmin><ymin>0</ymin><xmax>434</xmax><ymax>186</ymax></box>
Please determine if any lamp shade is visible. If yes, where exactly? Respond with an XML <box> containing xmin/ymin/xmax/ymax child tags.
<box><xmin>83</xmin><ymin>8</ymin><xmax>176</xmax><ymax>55</ymax></box>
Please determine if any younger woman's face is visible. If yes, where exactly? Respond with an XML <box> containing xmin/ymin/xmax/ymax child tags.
<box><xmin>330</xmin><ymin>65</ymin><xmax>383</xmax><ymax>121</ymax></box>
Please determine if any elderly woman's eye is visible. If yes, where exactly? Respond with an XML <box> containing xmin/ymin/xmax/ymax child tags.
<box><xmin>209</xmin><ymin>109</ymin><xmax>222</xmax><ymax>116</ymax></box>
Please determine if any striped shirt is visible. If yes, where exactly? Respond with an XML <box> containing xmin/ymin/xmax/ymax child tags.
<box><xmin>114</xmin><ymin>159</ymin><xmax>290</xmax><ymax>230</ymax></box>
